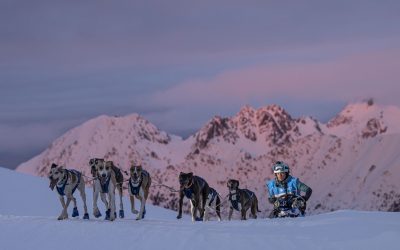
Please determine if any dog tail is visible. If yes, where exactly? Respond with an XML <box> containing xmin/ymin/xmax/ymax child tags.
<box><xmin>256</xmin><ymin>196</ymin><xmax>261</xmax><ymax>212</ymax></box>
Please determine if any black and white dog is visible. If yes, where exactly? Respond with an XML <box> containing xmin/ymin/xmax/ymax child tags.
<box><xmin>48</xmin><ymin>163</ymin><xmax>89</xmax><ymax>220</ymax></box>
<box><xmin>227</xmin><ymin>179</ymin><xmax>260</xmax><ymax>220</ymax></box>
<box><xmin>91</xmin><ymin>158</ymin><xmax>125</xmax><ymax>221</ymax></box>
<box><xmin>177</xmin><ymin>172</ymin><xmax>210</xmax><ymax>222</ymax></box>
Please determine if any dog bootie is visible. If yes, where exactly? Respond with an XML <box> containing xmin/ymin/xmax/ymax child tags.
<box><xmin>119</xmin><ymin>210</ymin><xmax>125</xmax><ymax>219</ymax></box>
<box><xmin>94</xmin><ymin>210</ymin><xmax>102</xmax><ymax>218</ymax></box>
<box><xmin>114</xmin><ymin>212</ymin><xmax>117</xmax><ymax>218</ymax></box>
<box><xmin>142</xmin><ymin>207</ymin><xmax>146</xmax><ymax>219</ymax></box>
<box><xmin>72</xmin><ymin>207</ymin><xmax>79</xmax><ymax>217</ymax></box>
<box><xmin>83</xmin><ymin>213</ymin><xmax>89</xmax><ymax>220</ymax></box>
<box><xmin>105</xmin><ymin>209</ymin><xmax>111</xmax><ymax>220</ymax></box>
<box><xmin>195</xmin><ymin>217</ymin><xmax>203</xmax><ymax>222</ymax></box>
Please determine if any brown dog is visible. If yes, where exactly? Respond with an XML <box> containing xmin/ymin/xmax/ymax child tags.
<box><xmin>227</xmin><ymin>179</ymin><xmax>260</xmax><ymax>220</ymax></box>
<box><xmin>177</xmin><ymin>172</ymin><xmax>210</xmax><ymax>222</ymax></box>
<box><xmin>128</xmin><ymin>164</ymin><xmax>151</xmax><ymax>220</ymax></box>
<box><xmin>93</xmin><ymin>159</ymin><xmax>125</xmax><ymax>221</ymax></box>
<box><xmin>48</xmin><ymin>163</ymin><xmax>89</xmax><ymax>220</ymax></box>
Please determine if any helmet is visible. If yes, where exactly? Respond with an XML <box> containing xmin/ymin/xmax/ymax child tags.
<box><xmin>272</xmin><ymin>161</ymin><xmax>289</xmax><ymax>174</ymax></box>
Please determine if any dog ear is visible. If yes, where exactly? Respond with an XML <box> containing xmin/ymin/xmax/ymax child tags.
<box><xmin>51</xmin><ymin>163</ymin><xmax>57</xmax><ymax>169</ymax></box>
<box><xmin>188</xmin><ymin>172</ymin><xmax>193</xmax><ymax>178</ymax></box>
<box><xmin>235</xmin><ymin>180</ymin><xmax>239</xmax><ymax>187</ymax></box>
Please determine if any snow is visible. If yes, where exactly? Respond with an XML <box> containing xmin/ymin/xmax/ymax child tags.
<box><xmin>326</xmin><ymin>102</ymin><xmax>400</xmax><ymax>137</ymax></box>
<box><xmin>1</xmin><ymin>167</ymin><xmax>399</xmax><ymax>250</ymax></box>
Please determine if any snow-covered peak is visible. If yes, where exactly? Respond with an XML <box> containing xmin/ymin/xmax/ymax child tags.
<box><xmin>326</xmin><ymin>102</ymin><xmax>400</xmax><ymax>138</ymax></box>
<box><xmin>17</xmin><ymin>113</ymin><xmax>176</xmax><ymax>176</ymax></box>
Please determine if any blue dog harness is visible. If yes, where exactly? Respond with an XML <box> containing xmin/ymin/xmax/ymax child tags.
<box><xmin>129</xmin><ymin>178</ymin><xmax>142</xmax><ymax>195</ymax></box>
<box><xmin>229</xmin><ymin>189</ymin><xmax>254</xmax><ymax>211</ymax></box>
<box><xmin>56</xmin><ymin>169</ymin><xmax>81</xmax><ymax>196</ymax></box>
<box><xmin>100</xmin><ymin>175</ymin><xmax>111</xmax><ymax>193</ymax></box>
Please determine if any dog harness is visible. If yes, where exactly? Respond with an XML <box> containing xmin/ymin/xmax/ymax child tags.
<box><xmin>229</xmin><ymin>191</ymin><xmax>241</xmax><ymax>211</ymax></box>
<box><xmin>128</xmin><ymin>178</ymin><xmax>142</xmax><ymax>195</ymax></box>
<box><xmin>128</xmin><ymin>170</ymin><xmax>149</xmax><ymax>195</ymax></box>
<box><xmin>229</xmin><ymin>189</ymin><xmax>254</xmax><ymax>211</ymax></box>
<box><xmin>182</xmin><ymin>177</ymin><xmax>194</xmax><ymax>199</ymax></box>
<box><xmin>182</xmin><ymin>176</ymin><xmax>206</xmax><ymax>199</ymax></box>
<box><xmin>208</xmin><ymin>188</ymin><xmax>218</xmax><ymax>206</ymax></box>
<box><xmin>100</xmin><ymin>175</ymin><xmax>111</xmax><ymax>193</ymax></box>
<box><xmin>56</xmin><ymin>169</ymin><xmax>81</xmax><ymax>196</ymax></box>
<box><xmin>183</xmin><ymin>188</ymin><xmax>193</xmax><ymax>199</ymax></box>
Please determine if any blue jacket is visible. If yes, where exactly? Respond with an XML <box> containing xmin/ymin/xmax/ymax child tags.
<box><xmin>267</xmin><ymin>175</ymin><xmax>302</xmax><ymax>199</ymax></box>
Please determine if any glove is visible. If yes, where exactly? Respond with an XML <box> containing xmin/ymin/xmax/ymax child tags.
<box><xmin>274</xmin><ymin>200</ymin><xmax>280</xmax><ymax>209</ymax></box>
<box><xmin>292</xmin><ymin>197</ymin><xmax>305</xmax><ymax>209</ymax></box>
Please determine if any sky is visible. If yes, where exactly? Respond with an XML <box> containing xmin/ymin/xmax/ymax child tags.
<box><xmin>1</xmin><ymin>0</ymin><xmax>400</xmax><ymax>169</ymax></box>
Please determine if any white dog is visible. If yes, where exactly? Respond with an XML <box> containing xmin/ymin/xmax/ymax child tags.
<box><xmin>48</xmin><ymin>163</ymin><xmax>89</xmax><ymax>220</ymax></box>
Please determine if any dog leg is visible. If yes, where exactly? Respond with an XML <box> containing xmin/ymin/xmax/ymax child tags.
<box><xmin>228</xmin><ymin>207</ymin><xmax>233</xmax><ymax>221</ymax></box>
<box><xmin>251</xmin><ymin>201</ymin><xmax>257</xmax><ymax>219</ymax></box>
<box><xmin>176</xmin><ymin>191</ymin><xmax>184</xmax><ymax>219</ymax></box>
<box><xmin>63</xmin><ymin>196</ymin><xmax>72</xmax><ymax>219</ymax></box>
<box><xmin>190</xmin><ymin>200</ymin><xmax>197</xmax><ymax>222</ymax></box>
<box><xmin>203</xmin><ymin>206</ymin><xmax>209</xmax><ymax>222</ymax></box>
<box><xmin>136</xmin><ymin>189</ymin><xmax>146</xmax><ymax>220</ymax></box>
<box><xmin>118</xmin><ymin>185</ymin><xmax>124</xmax><ymax>218</ymax></box>
<box><xmin>71</xmin><ymin>196</ymin><xmax>79</xmax><ymax>217</ymax></box>
<box><xmin>93</xmin><ymin>181</ymin><xmax>102</xmax><ymax>218</ymax></box>
<box><xmin>58</xmin><ymin>196</ymin><xmax>68</xmax><ymax>220</ymax></box>
<box><xmin>241</xmin><ymin>209</ymin><xmax>247</xmax><ymax>220</ymax></box>
<box><xmin>79</xmin><ymin>183</ymin><xmax>89</xmax><ymax>220</ymax></box>
<box><xmin>216</xmin><ymin>196</ymin><xmax>222</xmax><ymax>221</ymax></box>
<box><xmin>109</xmin><ymin>192</ymin><xmax>116</xmax><ymax>221</ymax></box>
<box><xmin>100</xmin><ymin>192</ymin><xmax>109</xmax><ymax>209</ymax></box>
<box><xmin>130</xmin><ymin>195</ymin><xmax>138</xmax><ymax>214</ymax></box>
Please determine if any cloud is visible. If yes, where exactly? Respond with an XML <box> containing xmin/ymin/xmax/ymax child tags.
<box><xmin>150</xmin><ymin>48</ymin><xmax>400</xmax><ymax>109</ymax></box>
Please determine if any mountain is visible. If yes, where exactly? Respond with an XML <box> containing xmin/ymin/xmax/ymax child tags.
<box><xmin>2</xmin><ymin>167</ymin><xmax>399</xmax><ymax>250</ymax></box>
<box><xmin>16</xmin><ymin>101</ymin><xmax>400</xmax><ymax>215</ymax></box>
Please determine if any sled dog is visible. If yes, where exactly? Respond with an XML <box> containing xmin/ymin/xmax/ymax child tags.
<box><xmin>177</xmin><ymin>172</ymin><xmax>210</xmax><ymax>222</ymax></box>
<box><xmin>128</xmin><ymin>164</ymin><xmax>151</xmax><ymax>220</ymax></box>
<box><xmin>92</xmin><ymin>159</ymin><xmax>124</xmax><ymax>221</ymax></box>
<box><xmin>48</xmin><ymin>163</ymin><xmax>89</xmax><ymax>220</ymax></box>
<box><xmin>227</xmin><ymin>179</ymin><xmax>260</xmax><ymax>220</ymax></box>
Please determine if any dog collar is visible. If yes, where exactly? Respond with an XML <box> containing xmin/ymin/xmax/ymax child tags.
<box><xmin>184</xmin><ymin>179</ymin><xmax>193</xmax><ymax>189</ymax></box>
